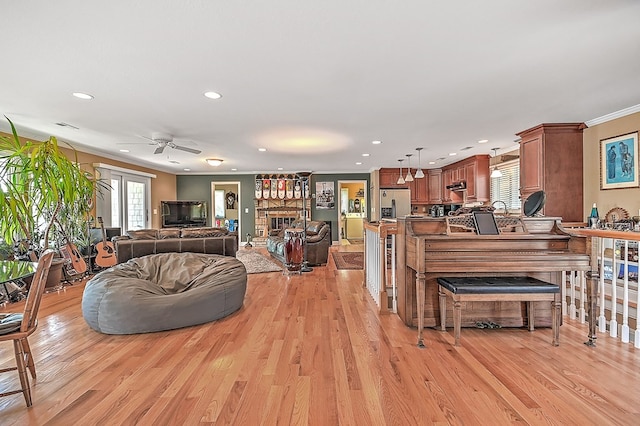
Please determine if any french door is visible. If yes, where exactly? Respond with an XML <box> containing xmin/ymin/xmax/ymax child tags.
<box><xmin>95</xmin><ymin>166</ymin><xmax>151</xmax><ymax>231</ymax></box>
<box><xmin>110</xmin><ymin>174</ymin><xmax>150</xmax><ymax>230</ymax></box>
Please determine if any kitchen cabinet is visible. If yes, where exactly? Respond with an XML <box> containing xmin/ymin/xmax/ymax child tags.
<box><xmin>441</xmin><ymin>169</ymin><xmax>453</xmax><ymax>202</ymax></box>
<box><xmin>410</xmin><ymin>169</ymin><xmax>429</xmax><ymax>203</ymax></box>
<box><xmin>379</xmin><ymin>168</ymin><xmax>408</xmax><ymax>188</ymax></box>
<box><xmin>440</xmin><ymin>155</ymin><xmax>490</xmax><ymax>204</ymax></box>
<box><xmin>463</xmin><ymin>155</ymin><xmax>489</xmax><ymax>202</ymax></box>
<box><xmin>517</xmin><ymin>123</ymin><xmax>584</xmax><ymax>222</ymax></box>
<box><xmin>427</xmin><ymin>169</ymin><xmax>442</xmax><ymax>204</ymax></box>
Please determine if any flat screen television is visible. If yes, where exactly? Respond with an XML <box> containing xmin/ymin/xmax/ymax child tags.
<box><xmin>161</xmin><ymin>200</ymin><xmax>207</xmax><ymax>228</ymax></box>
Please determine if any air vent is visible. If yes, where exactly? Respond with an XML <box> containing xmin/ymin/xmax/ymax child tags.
<box><xmin>55</xmin><ymin>122</ymin><xmax>79</xmax><ymax>129</ymax></box>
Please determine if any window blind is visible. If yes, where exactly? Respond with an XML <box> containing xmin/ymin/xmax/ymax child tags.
<box><xmin>490</xmin><ymin>159</ymin><xmax>520</xmax><ymax>212</ymax></box>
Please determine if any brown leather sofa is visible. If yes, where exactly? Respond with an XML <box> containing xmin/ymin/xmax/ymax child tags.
<box><xmin>114</xmin><ymin>227</ymin><xmax>237</xmax><ymax>264</ymax></box>
<box><xmin>266</xmin><ymin>220</ymin><xmax>331</xmax><ymax>265</ymax></box>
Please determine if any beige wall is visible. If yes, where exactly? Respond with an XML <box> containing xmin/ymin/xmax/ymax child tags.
<box><xmin>583</xmin><ymin>111</ymin><xmax>640</xmax><ymax>221</ymax></box>
<box><xmin>1</xmin><ymin>131</ymin><xmax>177</xmax><ymax>229</ymax></box>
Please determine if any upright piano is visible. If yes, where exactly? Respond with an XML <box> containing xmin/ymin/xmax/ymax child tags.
<box><xmin>395</xmin><ymin>215</ymin><xmax>592</xmax><ymax>345</ymax></box>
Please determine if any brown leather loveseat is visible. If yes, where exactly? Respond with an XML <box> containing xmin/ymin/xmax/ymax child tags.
<box><xmin>114</xmin><ymin>227</ymin><xmax>237</xmax><ymax>263</ymax></box>
<box><xmin>266</xmin><ymin>220</ymin><xmax>331</xmax><ymax>265</ymax></box>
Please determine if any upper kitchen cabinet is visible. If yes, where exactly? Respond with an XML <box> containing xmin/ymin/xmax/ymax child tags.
<box><xmin>517</xmin><ymin>123</ymin><xmax>585</xmax><ymax>222</ymax></box>
<box><xmin>379</xmin><ymin>168</ymin><xmax>408</xmax><ymax>188</ymax></box>
<box><xmin>463</xmin><ymin>155</ymin><xmax>489</xmax><ymax>201</ymax></box>
<box><xmin>427</xmin><ymin>169</ymin><xmax>442</xmax><ymax>204</ymax></box>
<box><xmin>441</xmin><ymin>155</ymin><xmax>490</xmax><ymax>204</ymax></box>
<box><xmin>409</xmin><ymin>170</ymin><xmax>429</xmax><ymax>203</ymax></box>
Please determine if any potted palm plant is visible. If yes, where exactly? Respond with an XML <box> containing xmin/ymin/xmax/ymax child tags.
<box><xmin>0</xmin><ymin>116</ymin><xmax>96</xmax><ymax>285</ymax></box>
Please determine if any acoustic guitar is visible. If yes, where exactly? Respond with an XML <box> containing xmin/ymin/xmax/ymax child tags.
<box><xmin>56</xmin><ymin>220</ymin><xmax>87</xmax><ymax>274</ymax></box>
<box><xmin>95</xmin><ymin>217</ymin><xmax>117</xmax><ymax>268</ymax></box>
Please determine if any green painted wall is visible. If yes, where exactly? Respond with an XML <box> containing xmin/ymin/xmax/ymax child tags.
<box><xmin>177</xmin><ymin>173</ymin><xmax>370</xmax><ymax>243</ymax></box>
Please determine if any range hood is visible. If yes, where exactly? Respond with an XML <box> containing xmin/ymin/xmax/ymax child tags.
<box><xmin>445</xmin><ymin>180</ymin><xmax>467</xmax><ymax>191</ymax></box>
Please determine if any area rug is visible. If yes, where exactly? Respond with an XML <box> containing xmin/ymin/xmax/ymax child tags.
<box><xmin>332</xmin><ymin>252</ymin><xmax>364</xmax><ymax>270</ymax></box>
<box><xmin>236</xmin><ymin>249</ymin><xmax>282</xmax><ymax>274</ymax></box>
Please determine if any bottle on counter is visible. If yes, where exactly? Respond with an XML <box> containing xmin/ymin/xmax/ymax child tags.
<box><xmin>588</xmin><ymin>203</ymin><xmax>599</xmax><ymax>229</ymax></box>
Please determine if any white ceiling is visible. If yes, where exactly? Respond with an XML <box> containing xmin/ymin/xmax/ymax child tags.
<box><xmin>2</xmin><ymin>1</ymin><xmax>640</xmax><ymax>175</ymax></box>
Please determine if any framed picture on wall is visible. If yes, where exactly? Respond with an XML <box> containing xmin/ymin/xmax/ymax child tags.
<box><xmin>600</xmin><ymin>131</ymin><xmax>639</xmax><ymax>189</ymax></box>
<box><xmin>315</xmin><ymin>181</ymin><xmax>335</xmax><ymax>209</ymax></box>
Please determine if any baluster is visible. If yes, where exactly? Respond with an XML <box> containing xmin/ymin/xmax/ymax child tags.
<box><xmin>598</xmin><ymin>236</ymin><xmax>607</xmax><ymax>333</ymax></box>
<box><xmin>636</xmin><ymin>259</ymin><xmax>640</xmax><ymax>348</ymax></box>
<box><xmin>621</xmin><ymin>240</ymin><xmax>630</xmax><ymax>343</ymax></box>
<box><xmin>391</xmin><ymin>234</ymin><xmax>397</xmax><ymax>314</ymax></box>
<box><xmin>561</xmin><ymin>270</ymin><xmax>568</xmax><ymax>316</ymax></box>
<box><xmin>579</xmin><ymin>271</ymin><xmax>586</xmax><ymax>323</ymax></box>
<box><xmin>569</xmin><ymin>271</ymin><xmax>576</xmax><ymax>319</ymax></box>
<box><xmin>610</xmin><ymin>239</ymin><xmax>618</xmax><ymax>338</ymax></box>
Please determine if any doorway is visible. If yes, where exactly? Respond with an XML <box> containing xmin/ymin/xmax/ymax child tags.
<box><xmin>337</xmin><ymin>180</ymin><xmax>367</xmax><ymax>245</ymax></box>
<box><xmin>211</xmin><ymin>182</ymin><xmax>241</xmax><ymax>240</ymax></box>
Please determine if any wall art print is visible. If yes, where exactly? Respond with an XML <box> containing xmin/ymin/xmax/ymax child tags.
<box><xmin>600</xmin><ymin>131</ymin><xmax>638</xmax><ymax>190</ymax></box>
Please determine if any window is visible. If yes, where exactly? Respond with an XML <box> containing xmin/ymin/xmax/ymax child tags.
<box><xmin>490</xmin><ymin>160</ymin><xmax>520</xmax><ymax>212</ymax></box>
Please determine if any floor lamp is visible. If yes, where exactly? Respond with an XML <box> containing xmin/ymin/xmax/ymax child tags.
<box><xmin>296</xmin><ymin>171</ymin><xmax>313</xmax><ymax>273</ymax></box>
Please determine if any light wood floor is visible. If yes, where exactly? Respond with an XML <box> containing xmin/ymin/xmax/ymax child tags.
<box><xmin>1</xmin><ymin>246</ymin><xmax>639</xmax><ymax>425</ymax></box>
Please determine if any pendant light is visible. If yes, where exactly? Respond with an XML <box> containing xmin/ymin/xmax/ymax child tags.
<box><xmin>405</xmin><ymin>154</ymin><xmax>414</xmax><ymax>182</ymax></box>
<box><xmin>490</xmin><ymin>148</ymin><xmax>502</xmax><ymax>178</ymax></box>
<box><xmin>397</xmin><ymin>159</ymin><xmax>405</xmax><ymax>184</ymax></box>
<box><xmin>414</xmin><ymin>147</ymin><xmax>425</xmax><ymax>178</ymax></box>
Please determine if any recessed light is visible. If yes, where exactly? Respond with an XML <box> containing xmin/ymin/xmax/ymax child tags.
<box><xmin>183</xmin><ymin>168</ymin><xmax>191</xmax><ymax>171</ymax></box>
<box><xmin>231</xmin><ymin>168</ymin><xmax>237</xmax><ymax>171</ymax></box>
<box><xmin>355</xmin><ymin>162</ymin><xmax>362</xmax><ymax>165</ymax></box>
<box><xmin>362</xmin><ymin>153</ymin><xmax>370</xmax><ymax>157</ymax></box>
<box><xmin>204</xmin><ymin>91</ymin><xmax>222</xmax><ymax>99</ymax></box>
<box><xmin>72</xmin><ymin>92</ymin><xmax>93</xmax><ymax>100</ymax></box>
<box><xmin>119</xmin><ymin>149</ymin><xmax>130</xmax><ymax>153</ymax></box>
<box><xmin>478</xmin><ymin>139</ymin><xmax>489</xmax><ymax>144</ymax></box>
<box><xmin>428</xmin><ymin>161</ymin><xmax>436</xmax><ymax>165</ymax></box>
<box><xmin>277</xmin><ymin>167</ymin><xmax>283</xmax><ymax>170</ymax></box>
<box><xmin>449</xmin><ymin>152</ymin><xmax>457</xmax><ymax>156</ymax></box>
<box><xmin>372</xmin><ymin>140</ymin><xmax>382</xmax><ymax>145</ymax></box>
<box><xmin>206</xmin><ymin>158</ymin><xmax>223</xmax><ymax>166</ymax></box>
<box><xmin>258</xmin><ymin>148</ymin><xmax>267</xmax><ymax>152</ymax></box>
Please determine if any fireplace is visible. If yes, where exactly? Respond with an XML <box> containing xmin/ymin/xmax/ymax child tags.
<box><xmin>270</xmin><ymin>216</ymin><xmax>297</xmax><ymax>231</ymax></box>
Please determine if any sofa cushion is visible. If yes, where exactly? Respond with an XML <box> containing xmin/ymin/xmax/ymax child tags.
<box><xmin>180</xmin><ymin>227</ymin><xmax>228</xmax><ymax>238</ymax></box>
<box><xmin>305</xmin><ymin>221</ymin><xmax>325</xmax><ymax>236</ymax></box>
<box><xmin>127</xmin><ymin>229</ymin><xmax>159</xmax><ymax>240</ymax></box>
<box><xmin>158</xmin><ymin>228</ymin><xmax>181</xmax><ymax>239</ymax></box>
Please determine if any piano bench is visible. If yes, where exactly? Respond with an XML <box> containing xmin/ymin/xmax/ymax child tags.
<box><xmin>436</xmin><ymin>276</ymin><xmax>561</xmax><ymax>347</ymax></box>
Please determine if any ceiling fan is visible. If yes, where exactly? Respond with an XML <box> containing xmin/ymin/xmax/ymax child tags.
<box><xmin>147</xmin><ymin>132</ymin><xmax>202</xmax><ymax>155</ymax></box>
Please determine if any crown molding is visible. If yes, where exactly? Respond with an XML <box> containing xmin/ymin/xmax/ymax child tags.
<box><xmin>585</xmin><ymin>104</ymin><xmax>640</xmax><ymax>127</ymax></box>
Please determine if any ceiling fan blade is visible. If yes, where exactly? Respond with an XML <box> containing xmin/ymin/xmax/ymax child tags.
<box><xmin>154</xmin><ymin>145</ymin><xmax>166</xmax><ymax>154</ymax></box>
<box><xmin>173</xmin><ymin>145</ymin><xmax>202</xmax><ymax>155</ymax></box>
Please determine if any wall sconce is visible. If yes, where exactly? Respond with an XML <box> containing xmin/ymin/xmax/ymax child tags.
<box><xmin>405</xmin><ymin>154</ymin><xmax>414</xmax><ymax>182</ymax></box>
<box><xmin>397</xmin><ymin>159</ymin><xmax>405</xmax><ymax>184</ymax></box>
<box><xmin>414</xmin><ymin>147</ymin><xmax>425</xmax><ymax>178</ymax></box>
<box><xmin>206</xmin><ymin>158</ymin><xmax>223</xmax><ymax>166</ymax></box>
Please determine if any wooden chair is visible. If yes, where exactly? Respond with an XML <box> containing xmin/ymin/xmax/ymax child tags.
<box><xmin>0</xmin><ymin>251</ymin><xmax>54</xmax><ymax>407</ymax></box>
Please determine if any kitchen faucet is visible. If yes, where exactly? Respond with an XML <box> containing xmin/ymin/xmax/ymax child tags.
<box><xmin>492</xmin><ymin>200</ymin><xmax>509</xmax><ymax>215</ymax></box>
